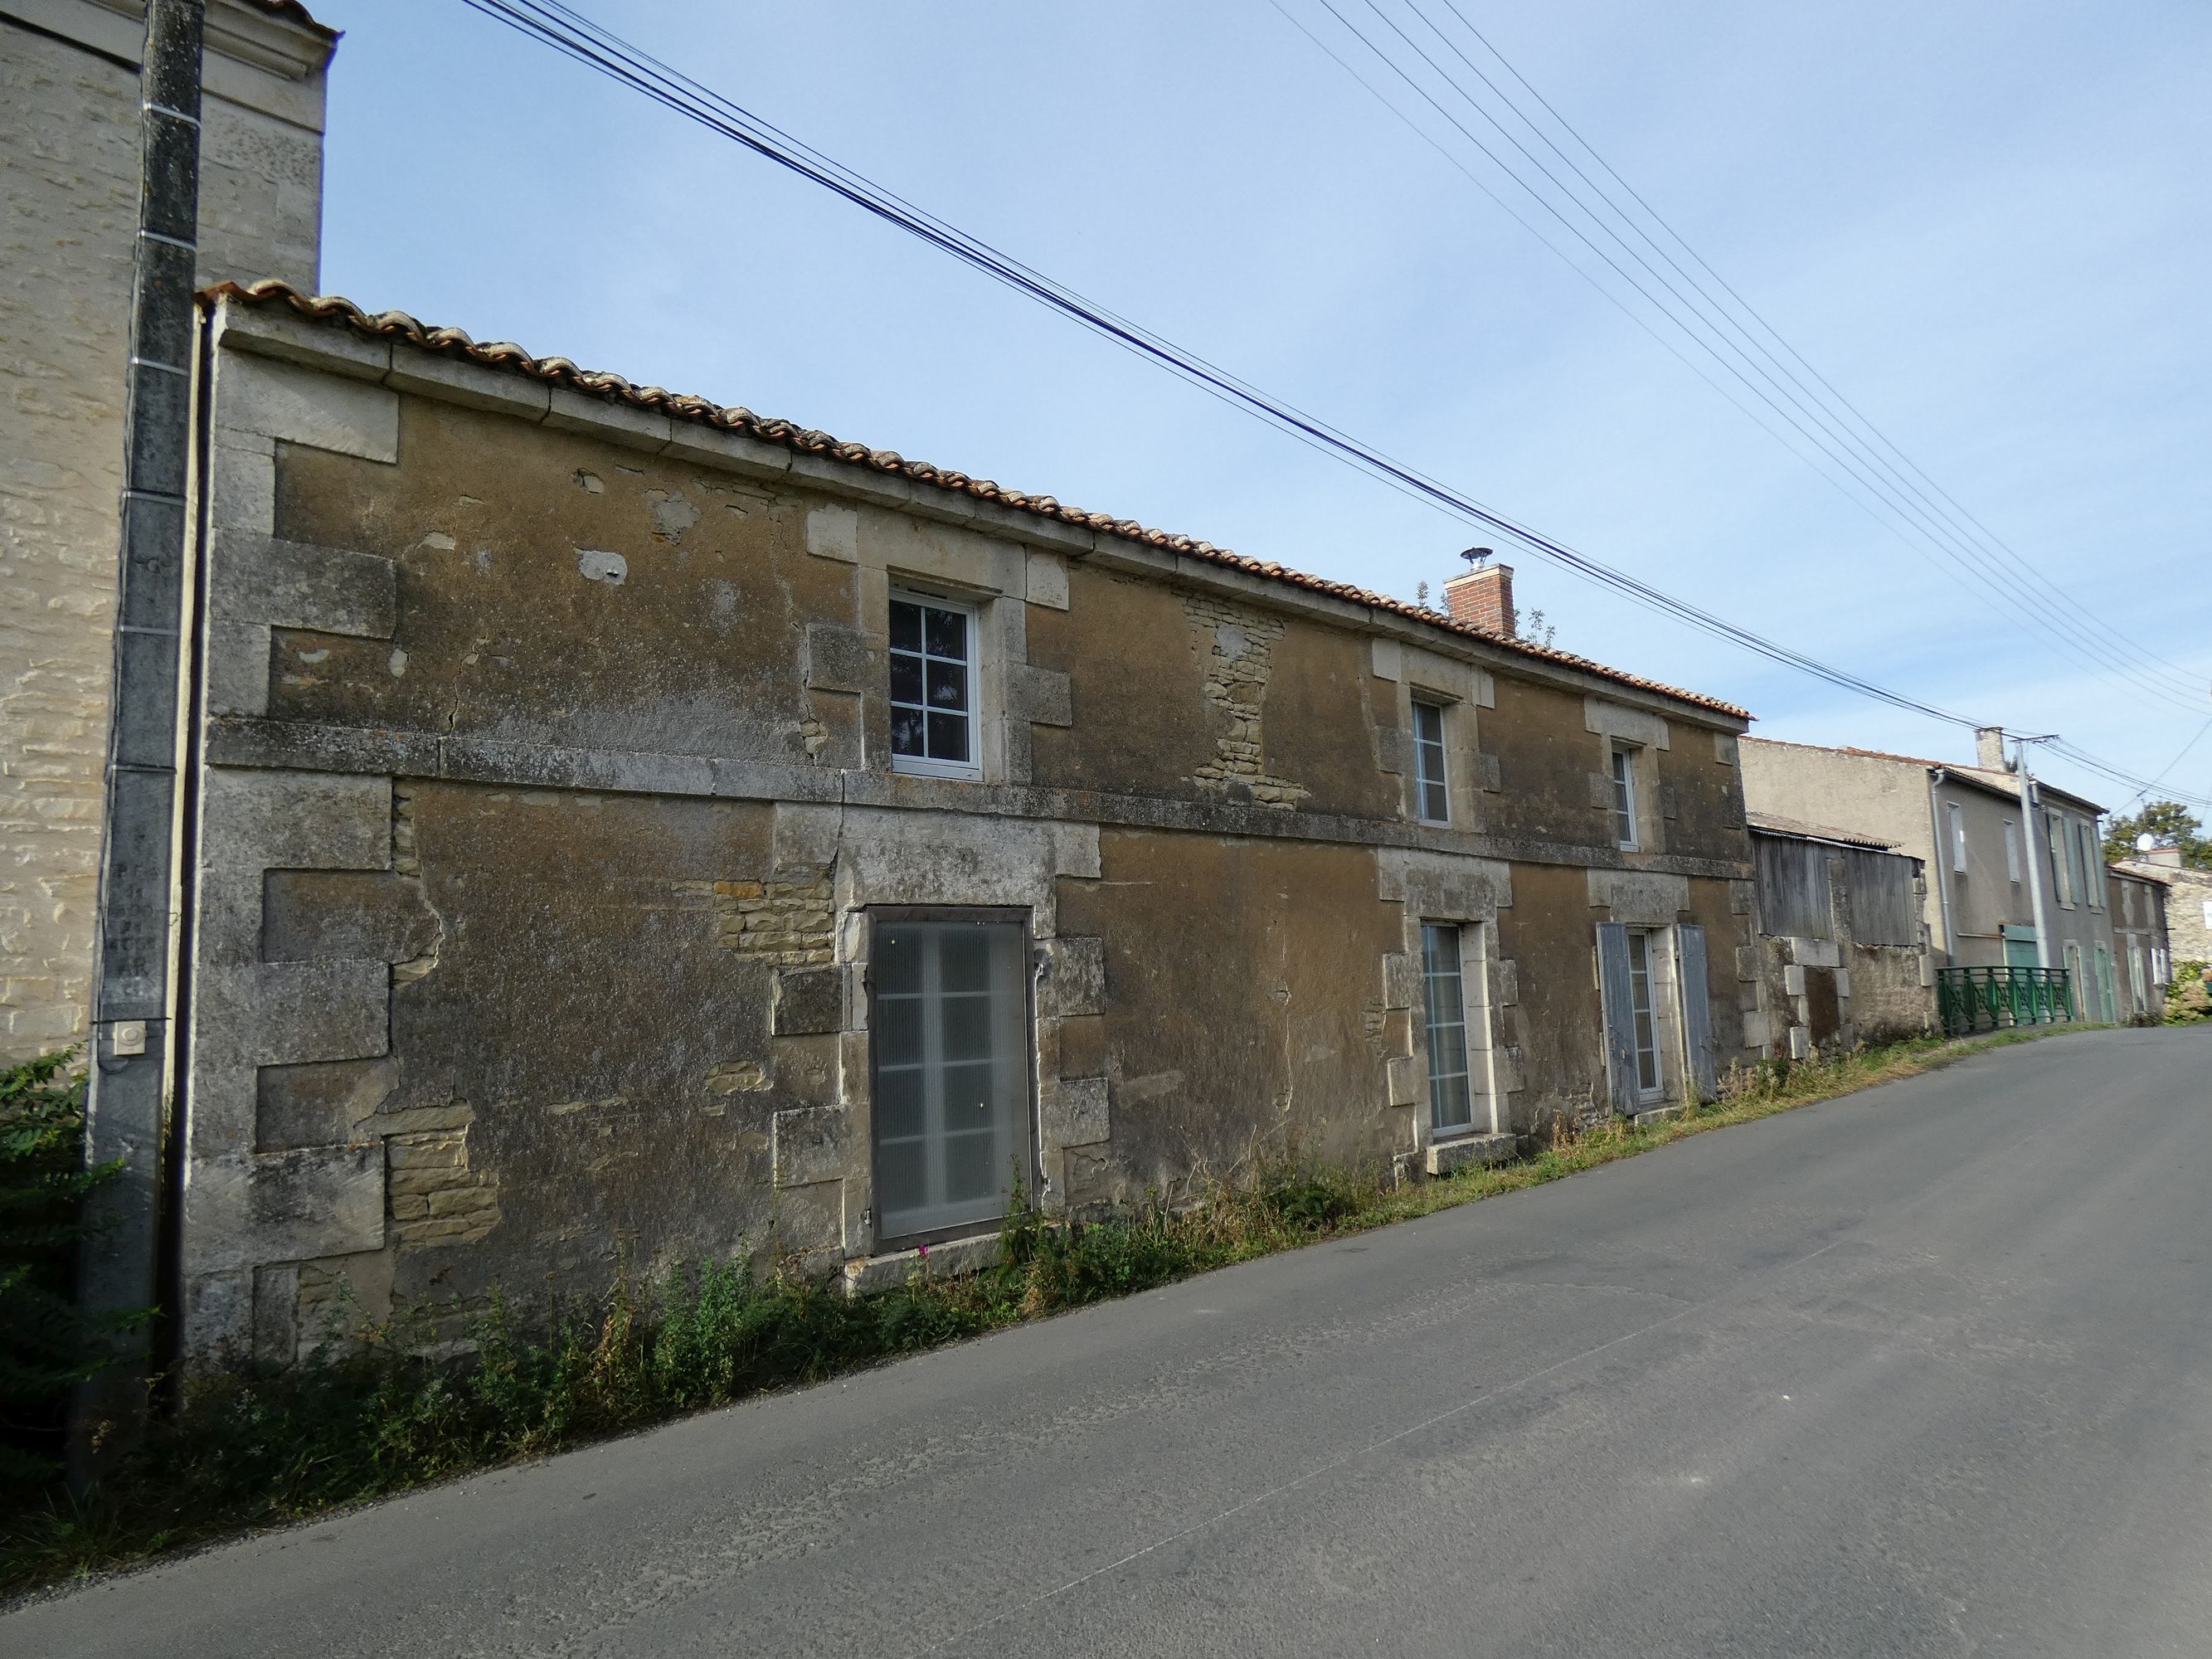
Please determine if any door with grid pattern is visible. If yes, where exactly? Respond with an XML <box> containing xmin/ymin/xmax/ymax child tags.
<box><xmin>869</xmin><ymin>917</ymin><xmax>1032</xmax><ymax>1241</ymax></box>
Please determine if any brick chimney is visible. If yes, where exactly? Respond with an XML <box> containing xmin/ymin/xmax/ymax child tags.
<box><xmin>1443</xmin><ymin>555</ymin><xmax>1515</xmax><ymax>637</ymax></box>
<box><xmin>1973</xmin><ymin>726</ymin><xmax>2010</xmax><ymax>771</ymax></box>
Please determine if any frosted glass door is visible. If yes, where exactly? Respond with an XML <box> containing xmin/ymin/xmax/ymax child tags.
<box><xmin>871</xmin><ymin>918</ymin><xmax>1030</xmax><ymax>1240</ymax></box>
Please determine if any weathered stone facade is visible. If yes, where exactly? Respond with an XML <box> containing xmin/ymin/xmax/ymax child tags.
<box><xmin>0</xmin><ymin>0</ymin><xmax>333</xmax><ymax>1057</ymax></box>
<box><xmin>163</xmin><ymin>289</ymin><xmax>1760</xmax><ymax>1366</ymax></box>
<box><xmin>1742</xmin><ymin>821</ymin><xmax>1934</xmax><ymax>1059</ymax></box>
<box><xmin>2107</xmin><ymin>865</ymin><xmax>2172</xmax><ymax>1021</ymax></box>
<box><xmin>1741</xmin><ymin>737</ymin><xmax>2116</xmax><ymax>985</ymax></box>
<box><xmin>2117</xmin><ymin>860</ymin><xmax>2211</xmax><ymax>968</ymax></box>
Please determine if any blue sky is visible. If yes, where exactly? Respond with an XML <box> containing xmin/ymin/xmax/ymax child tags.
<box><xmin>309</xmin><ymin>0</ymin><xmax>2212</xmax><ymax>813</ymax></box>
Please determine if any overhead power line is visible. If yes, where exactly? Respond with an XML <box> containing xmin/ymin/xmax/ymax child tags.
<box><xmin>1289</xmin><ymin>0</ymin><xmax>2210</xmax><ymax>716</ymax></box>
<box><xmin>2049</xmin><ymin>732</ymin><xmax>2212</xmax><ymax>812</ymax></box>
<box><xmin>1356</xmin><ymin>0</ymin><xmax>2210</xmax><ymax>712</ymax></box>
<box><xmin>454</xmin><ymin>0</ymin><xmax>2200</xmax><ymax>805</ymax></box>
<box><xmin>1427</xmin><ymin>0</ymin><xmax>2208</xmax><ymax>703</ymax></box>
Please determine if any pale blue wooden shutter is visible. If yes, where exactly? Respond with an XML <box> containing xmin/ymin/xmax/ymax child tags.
<box><xmin>1677</xmin><ymin>922</ymin><xmax>1717</xmax><ymax>1102</ymax></box>
<box><xmin>1596</xmin><ymin>922</ymin><xmax>1638</xmax><ymax>1116</ymax></box>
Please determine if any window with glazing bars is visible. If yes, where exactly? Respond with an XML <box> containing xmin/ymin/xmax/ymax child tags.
<box><xmin>1421</xmin><ymin>922</ymin><xmax>1475</xmax><ymax>1133</ymax></box>
<box><xmin>1412</xmin><ymin>700</ymin><xmax>1449</xmax><ymax>824</ymax></box>
<box><xmin>889</xmin><ymin>594</ymin><xmax>976</xmax><ymax>776</ymax></box>
<box><xmin>1626</xmin><ymin>929</ymin><xmax>1662</xmax><ymax>1097</ymax></box>
<box><xmin>869</xmin><ymin>917</ymin><xmax>1031</xmax><ymax>1241</ymax></box>
<box><xmin>1611</xmin><ymin>746</ymin><xmax>1639</xmax><ymax>849</ymax></box>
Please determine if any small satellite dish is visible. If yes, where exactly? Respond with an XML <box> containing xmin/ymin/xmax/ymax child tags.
<box><xmin>2136</xmin><ymin>833</ymin><xmax>2158</xmax><ymax>852</ymax></box>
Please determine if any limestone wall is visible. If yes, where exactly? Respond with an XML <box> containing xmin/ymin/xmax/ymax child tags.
<box><xmin>1742</xmin><ymin>831</ymin><xmax>1934</xmax><ymax>1059</ymax></box>
<box><xmin>0</xmin><ymin>0</ymin><xmax>331</xmax><ymax>1057</ymax></box>
<box><xmin>172</xmin><ymin>295</ymin><xmax>1760</xmax><ymax>1365</ymax></box>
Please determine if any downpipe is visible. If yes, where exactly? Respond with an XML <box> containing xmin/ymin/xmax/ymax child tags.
<box><xmin>73</xmin><ymin>0</ymin><xmax>207</xmax><ymax>1481</ymax></box>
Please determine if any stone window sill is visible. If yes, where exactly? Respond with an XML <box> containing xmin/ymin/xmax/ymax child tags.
<box><xmin>842</xmin><ymin>1228</ymin><xmax>1002</xmax><ymax>1296</ymax></box>
<box><xmin>1425</xmin><ymin>1131</ymin><xmax>1516</xmax><ymax>1177</ymax></box>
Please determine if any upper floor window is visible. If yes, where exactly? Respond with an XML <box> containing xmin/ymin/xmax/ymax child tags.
<box><xmin>2003</xmin><ymin>820</ymin><xmax>2020</xmax><ymax>884</ymax></box>
<box><xmin>1412</xmin><ymin>698</ymin><xmax>1449</xmax><ymax>824</ymax></box>
<box><xmin>1611</xmin><ymin>745</ymin><xmax>1639</xmax><ymax>849</ymax></box>
<box><xmin>1948</xmin><ymin>803</ymin><xmax>1966</xmax><ymax>874</ymax></box>
<box><xmin>2047</xmin><ymin>810</ymin><xmax>2071</xmax><ymax>902</ymax></box>
<box><xmin>890</xmin><ymin>592</ymin><xmax>979</xmax><ymax>779</ymax></box>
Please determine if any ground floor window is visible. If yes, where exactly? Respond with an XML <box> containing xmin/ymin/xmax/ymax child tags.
<box><xmin>1421</xmin><ymin>922</ymin><xmax>1476</xmax><ymax>1133</ymax></box>
<box><xmin>1625</xmin><ymin>928</ymin><xmax>1664</xmax><ymax>1098</ymax></box>
<box><xmin>1597</xmin><ymin>921</ymin><xmax>1714</xmax><ymax>1112</ymax></box>
<box><xmin>870</xmin><ymin>913</ymin><xmax>1032</xmax><ymax>1242</ymax></box>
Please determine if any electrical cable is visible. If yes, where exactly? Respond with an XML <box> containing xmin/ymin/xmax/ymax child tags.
<box><xmin>1432</xmin><ymin>0</ymin><xmax>2210</xmax><ymax>698</ymax></box>
<box><xmin>1384</xmin><ymin>0</ymin><xmax>2210</xmax><ymax>705</ymax></box>
<box><xmin>1301</xmin><ymin>0</ymin><xmax>2211</xmax><ymax>713</ymax></box>
<box><xmin>453</xmin><ymin>0</ymin><xmax>2198</xmax><ymax>800</ymax></box>
<box><xmin>458</xmin><ymin>0</ymin><xmax>1976</xmax><ymax>727</ymax></box>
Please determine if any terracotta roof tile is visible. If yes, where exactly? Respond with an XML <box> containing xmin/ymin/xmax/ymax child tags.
<box><xmin>205</xmin><ymin>280</ymin><xmax>1753</xmax><ymax>721</ymax></box>
<box><xmin>246</xmin><ymin>0</ymin><xmax>333</xmax><ymax>33</ymax></box>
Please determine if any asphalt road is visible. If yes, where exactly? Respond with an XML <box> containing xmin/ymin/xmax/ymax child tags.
<box><xmin>12</xmin><ymin>1026</ymin><xmax>2211</xmax><ymax>1657</ymax></box>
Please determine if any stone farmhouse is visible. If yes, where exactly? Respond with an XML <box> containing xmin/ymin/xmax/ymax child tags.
<box><xmin>157</xmin><ymin>284</ymin><xmax>1762</xmax><ymax>1365</ymax></box>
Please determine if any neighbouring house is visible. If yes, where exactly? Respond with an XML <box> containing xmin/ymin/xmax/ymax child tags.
<box><xmin>1740</xmin><ymin>732</ymin><xmax>2118</xmax><ymax>1018</ymax></box>
<box><xmin>0</xmin><ymin>0</ymin><xmax>337</xmax><ymax>1059</ymax></box>
<box><xmin>1743</xmin><ymin>815</ymin><xmax>1932</xmax><ymax>1060</ymax></box>
<box><xmin>2113</xmin><ymin>845</ymin><xmax>2211</xmax><ymax>968</ymax></box>
<box><xmin>133</xmin><ymin>283</ymin><xmax>1765</xmax><ymax>1366</ymax></box>
<box><xmin>2105</xmin><ymin>860</ymin><xmax>2172</xmax><ymax>1021</ymax></box>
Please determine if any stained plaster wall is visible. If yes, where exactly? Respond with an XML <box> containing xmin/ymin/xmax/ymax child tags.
<box><xmin>1740</xmin><ymin>834</ymin><xmax>1934</xmax><ymax>1060</ymax></box>
<box><xmin>0</xmin><ymin>0</ymin><xmax>331</xmax><ymax>1058</ymax></box>
<box><xmin>176</xmin><ymin>299</ymin><xmax>1757</xmax><ymax>1364</ymax></box>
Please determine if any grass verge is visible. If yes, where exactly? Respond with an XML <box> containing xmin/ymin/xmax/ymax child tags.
<box><xmin>0</xmin><ymin>1020</ymin><xmax>2095</xmax><ymax>1596</ymax></box>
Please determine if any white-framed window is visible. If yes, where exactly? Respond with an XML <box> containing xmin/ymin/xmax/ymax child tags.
<box><xmin>2003</xmin><ymin>820</ymin><xmax>2020</xmax><ymax>884</ymax></box>
<box><xmin>1412</xmin><ymin>698</ymin><xmax>1450</xmax><ymax>825</ymax></box>
<box><xmin>1611</xmin><ymin>744</ymin><xmax>1639</xmax><ymax>850</ymax></box>
<box><xmin>1948</xmin><ymin>803</ymin><xmax>1966</xmax><ymax>874</ymax></box>
<box><xmin>869</xmin><ymin>912</ymin><xmax>1033</xmax><ymax>1243</ymax></box>
<box><xmin>888</xmin><ymin>591</ymin><xmax>980</xmax><ymax>779</ymax></box>
<box><xmin>1420</xmin><ymin>922</ymin><xmax>1475</xmax><ymax>1133</ymax></box>
<box><xmin>1625</xmin><ymin>928</ymin><xmax>1664</xmax><ymax>1100</ymax></box>
<box><xmin>2047</xmin><ymin>810</ymin><xmax>2071</xmax><ymax>903</ymax></box>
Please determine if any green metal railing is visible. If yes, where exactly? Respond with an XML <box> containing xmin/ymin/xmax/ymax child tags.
<box><xmin>1936</xmin><ymin>966</ymin><xmax>2075</xmax><ymax>1038</ymax></box>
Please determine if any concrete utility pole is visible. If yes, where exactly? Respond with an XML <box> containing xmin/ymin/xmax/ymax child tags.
<box><xmin>77</xmin><ymin>0</ymin><xmax>207</xmax><ymax>1463</ymax></box>
<box><xmin>2012</xmin><ymin>734</ymin><xmax>2057</xmax><ymax>971</ymax></box>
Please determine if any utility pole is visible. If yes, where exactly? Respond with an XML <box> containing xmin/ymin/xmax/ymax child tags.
<box><xmin>75</xmin><ymin>0</ymin><xmax>207</xmax><ymax>1471</ymax></box>
<box><xmin>2011</xmin><ymin>733</ymin><xmax>2057</xmax><ymax>971</ymax></box>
